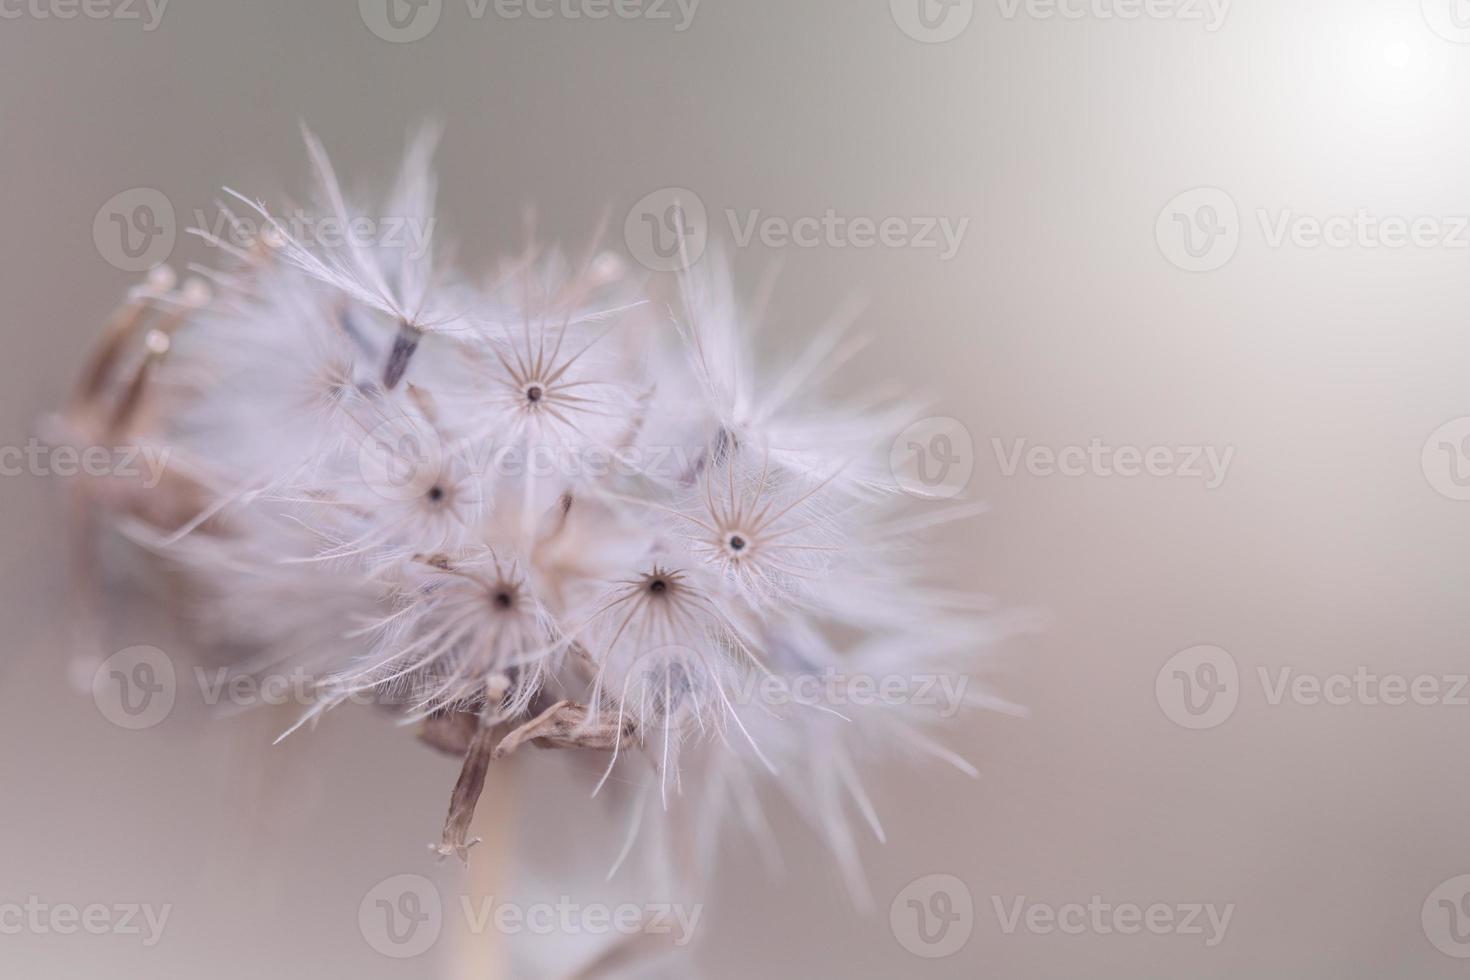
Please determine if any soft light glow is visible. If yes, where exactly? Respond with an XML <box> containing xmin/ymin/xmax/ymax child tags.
<box><xmin>1349</xmin><ymin>28</ymin><xmax>1446</xmax><ymax>106</ymax></box>
<box><xmin>1383</xmin><ymin>40</ymin><xmax>1413</xmax><ymax>71</ymax></box>
<box><xmin>1316</xmin><ymin>14</ymin><xmax>1455</xmax><ymax>131</ymax></box>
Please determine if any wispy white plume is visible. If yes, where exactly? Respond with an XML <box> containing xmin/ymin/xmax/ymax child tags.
<box><xmin>63</xmin><ymin>129</ymin><xmax>1018</xmax><ymax>906</ymax></box>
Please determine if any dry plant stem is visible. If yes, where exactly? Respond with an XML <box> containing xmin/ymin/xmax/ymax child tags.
<box><xmin>429</xmin><ymin>696</ymin><xmax>637</xmax><ymax>862</ymax></box>
<box><xmin>65</xmin><ymin>289</ymin><xmax>212</xmax><ymax>654</ymax></box>
<box><xmin>436</xmin><ymin>714</ymin><xmax>501</xmax><ymax>861</ymax></box>
<box><xmin>491</xmin><ymin>700</ymin><xmax>634</xmax><ymax>759</ymax></box>
<box><xmin>71</xmin><ymin>295</ymin><xmax>150</xmax><ymax>411</ymax></box>
<box><xmin>453</xmin><ymin>762</ymin><xmax>514</xmax><ymax>980</ymax></box>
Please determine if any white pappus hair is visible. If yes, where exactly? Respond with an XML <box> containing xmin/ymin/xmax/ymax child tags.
<box><xmin>60</xmin><ymin>127</ymin><xmax>1023</xmax><ymax>905</ymax></box>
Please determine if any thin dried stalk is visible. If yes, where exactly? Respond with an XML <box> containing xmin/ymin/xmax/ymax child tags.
<box><xmin>451</xmin><ymin>763</ymin><xmax>513</xmax><ymax>980</ymax></box>
<box><xmin>434</xmin><ymin>711</ymin><xmax>501</xmax><ymax>862</ymax></box>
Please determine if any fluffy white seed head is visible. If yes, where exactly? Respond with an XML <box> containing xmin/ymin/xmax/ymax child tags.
<box><xmin>74</xmin><ymin>130</ymin><xmax>1014</xmax><ymax>901</ymax></box>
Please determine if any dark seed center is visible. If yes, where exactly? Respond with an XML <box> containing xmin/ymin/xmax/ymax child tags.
<box><xmin>648</xmin><ymin>578</ymin><xmax>667</xmax><ymax>594</ymax></box>
<box><xmin>427</xmin><ymin>485</ymin><xmax>445</xmax><ymax>502</ymax></box>
<box><xmin>526</xmin><ymin>385</ymin><xmax>543</xmax><ymax>403</ymax></box>
<box><xmin>728</xmin><ymin>535</ymin><xmax>747</xmax><ymax>552</ymax></box>
<box><xmin>493</xmin><ymin>590</ymin><xmax>513</xmax><ymax>610</ymax></box>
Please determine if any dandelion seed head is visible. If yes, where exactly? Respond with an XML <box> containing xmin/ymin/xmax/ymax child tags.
<box><xmin>64</xmin><ymin>128</ymin><xmax>1014</xmax><ymax>905</ymax></box>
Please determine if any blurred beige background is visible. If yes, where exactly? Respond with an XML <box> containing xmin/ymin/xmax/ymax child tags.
<box><xmin>5</xmin><ymin>0</ymin><xmax>1470</xmax><ymax>976</ymax></box>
